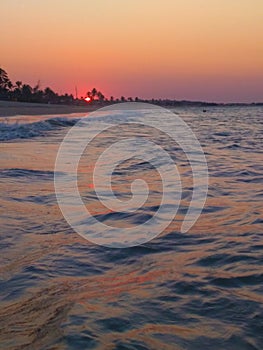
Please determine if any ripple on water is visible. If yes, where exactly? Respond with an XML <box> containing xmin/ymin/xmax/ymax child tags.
<box><xmin>1</xmin><ymin>106</ymin><xmax>263</xmax><ymax>349</ymax></box>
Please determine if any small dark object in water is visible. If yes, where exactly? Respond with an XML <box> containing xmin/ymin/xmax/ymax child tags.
<box><xmin>203</xmin><ymin>109</ymin><xmax>207</xmax><ymax>113</ymax></box>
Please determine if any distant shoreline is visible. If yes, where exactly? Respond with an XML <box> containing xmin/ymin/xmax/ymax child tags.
<box><xmin>0</xmin><ymin>100</ymin><xmax>97</xmax><ymax>117</ymax></box>
<box><xmin>0</xmin><ymin>99</ymin><xmax>262</xmax><ymax>117</ymax></box>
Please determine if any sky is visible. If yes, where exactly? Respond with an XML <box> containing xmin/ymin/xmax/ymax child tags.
<box><xmin>1</xmin><ymin>0</ymin><xmax>263</xmax><ymax>102</ymax></box>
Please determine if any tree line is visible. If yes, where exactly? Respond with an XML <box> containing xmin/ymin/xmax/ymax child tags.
<box><xmin>0</xmin><ymin>67</ymin><xmax>78</xmax><ymax>104</ymax></box>
<box><xmin>3</xmin><ymin>66</ymin><xmax>256</xmax><ymax>107</ymax></box>
<box><xmin>0</xmin><ymin>67</ymin><xmax>112</xmax><ymax>105</ymax></box>
<box><xmin>0</xmin><ymin>67</ymin><xmax>143</xmax><ymax>105</ymax></box>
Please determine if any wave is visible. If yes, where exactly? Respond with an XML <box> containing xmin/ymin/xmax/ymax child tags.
<box><xmin>0</xmin><ymin>168</ymin><xmax>55</xmax><ymax>178</ymax></box>
<box><xmin>0</xmin><ymin>117</ymin><xmax>79</xmax><ymax>141</ymax></box>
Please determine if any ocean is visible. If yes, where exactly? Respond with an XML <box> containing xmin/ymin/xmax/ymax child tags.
<box><xmin>0</xmin><ymin>105</ymin><xmax>263</xmax><ymax>349</ymax></box>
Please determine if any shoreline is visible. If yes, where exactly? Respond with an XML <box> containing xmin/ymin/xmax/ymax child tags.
<box><xmin>1</xmin><ymin>100</ymin><xmax>262</xmax><ymax>118</ymax></box>
<box><xmin>0</xmin><ymin>100</ymin><xmax>97</xmax><ymax>117</ymax></box>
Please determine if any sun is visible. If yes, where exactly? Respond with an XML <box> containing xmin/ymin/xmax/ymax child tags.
<box><xmin>85</xmin><ymin>96</ymin><xmax>91</xmax><ymax>102</ymax></box>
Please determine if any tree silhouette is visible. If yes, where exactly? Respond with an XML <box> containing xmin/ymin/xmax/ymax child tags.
<box><xmin>97</xmin><ymin>91</ymin><xmax>105</xmax><ymax>101</ymax></box>
<box><xmin>0</xmin><ymin>68</ymin><xmax>12</xmax><ymax>99</ymax></box>
<box><xmin>91</xmin><ymin>88</ymin><xmax>97</xmax><ymax>99</ymax></box>
<box><xmin>86</xmin><ymin>88</ymin><xmax>106</xmax><ymax>102</ymax></box>
<box><xmin>15</xmin><ymin>81</ymin><xmax>22</xmax><ymax>89</ymax></box>
<box><xmin>87</xmin><ymin>91</ymin><xmax>92</xmax><ymax>99</ymax></box>
<box><xmin>21</xmin><ymin>84</ymin><xmax>33</xmax><ymax>101</ymax></box>
<box><xmin>0</xmin><ymin>68</ymin><xmax>10</xmax><ymax>90</ymax></box>
<box><xmin>44</xmin><ymin>87</ymin><xmax>57</xmax><ymax>103</ymax></box>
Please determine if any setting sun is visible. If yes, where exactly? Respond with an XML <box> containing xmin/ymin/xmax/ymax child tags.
<box><xmin>85</xmin><ymin>97</ymin><xmax>91</xmax><ymax>103</ymax></box>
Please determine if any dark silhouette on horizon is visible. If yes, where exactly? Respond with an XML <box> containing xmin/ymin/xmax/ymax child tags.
<box><xmin>0</xmin><ymin>67</ymin><xmax>262</xmax><ymax>107</ymax></box>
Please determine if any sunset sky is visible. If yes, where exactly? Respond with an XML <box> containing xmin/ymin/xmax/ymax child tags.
<box><xmin>1</xmin><ymin>0</ymin><xmax>263</xmax><ymax>102</ymax></box>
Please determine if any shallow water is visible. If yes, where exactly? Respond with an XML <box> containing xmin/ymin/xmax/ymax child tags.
<box><xmin>0</xmin><ymin>106</ymin><xmax>263</xmax><ymax>349</ymax></box>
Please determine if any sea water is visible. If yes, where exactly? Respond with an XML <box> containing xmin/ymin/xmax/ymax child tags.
<box><xmin>0</xmin><ymin>106</ymin><xmax>262</xmax><ymax>349</ymax></box>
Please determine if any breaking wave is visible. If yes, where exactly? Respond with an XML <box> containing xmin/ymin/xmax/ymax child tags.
<box><xmin>0</xmin><ymin>117</ymin><xmax>79</xmax><ymax>141</ymax></box>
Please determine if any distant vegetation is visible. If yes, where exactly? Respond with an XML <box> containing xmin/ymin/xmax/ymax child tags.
<box><xmin>0</xmin><ymin>67</ymin><xmax>109</xmax><ymax>105</ymax></box>
<box><xmin>1</xmin><ymin>67</ymin><xmax>262</xmax><ymax>107</ymax></box>
<box><xmin>0</xmin><ymin>67</ymin><xmax>76</xmax><ymax>105</ymax></box>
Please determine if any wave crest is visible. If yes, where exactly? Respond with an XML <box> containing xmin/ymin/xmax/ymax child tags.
<box><xmin>0</xmin><ymin>117</ymin><xmax>79</xmax><ymax>141</ymax></box>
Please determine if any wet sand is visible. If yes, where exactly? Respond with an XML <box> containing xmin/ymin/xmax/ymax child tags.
<box><xmin>0</xmin><ymin>100</ymin><xmax>96</xmax><ymax>117</ymax></box>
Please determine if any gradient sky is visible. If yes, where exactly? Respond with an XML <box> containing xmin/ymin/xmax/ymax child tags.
<box><xmin>1</xmin><ymin>0</ymin><xmax>263</xmax><ymax>102</ymax></box>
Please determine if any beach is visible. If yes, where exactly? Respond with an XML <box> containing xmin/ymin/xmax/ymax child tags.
<box><xmin>0</xmin><ymin>100</ymin><xmax>96</xmax><ymax>117</ymax></box>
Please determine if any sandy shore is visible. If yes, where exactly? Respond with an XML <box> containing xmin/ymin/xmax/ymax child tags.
<box><xmin>0</xmin><ymin>100</ymin><xmax>97</xmax><ymax>117</ymax></box>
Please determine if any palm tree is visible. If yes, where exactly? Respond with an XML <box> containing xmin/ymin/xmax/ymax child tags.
<box><xmin>97</xmin><ymin>91</ymin><xmax>105</xmax><ymax>101</ymax></box>
<box><xmin>0</xmin><ymin>68</ymin><xmax>11</xmax><ymax>91</ymax></box>
<box><xmin>15</xmin><ymin>81</ymin><xmax>22</xmax><ymax>90</ymax></box>
<box><xmin>91</xmin><ymin>88</ymin><xmax>98</xmax><ymax>99</ymax></box>
<box><xmin>44</xmin><ymin>87</ymin><xmax>57</xmax><ymax>103</ymax></box>
<box><xmin>18</xmin><ymin>84</ymin><xmax>33</xmax><ymax>101</ymax></box>
<box><xmin>7</xmin><ymin>81</ymin><xmax>13</xmax><ymax>90</ymax></box>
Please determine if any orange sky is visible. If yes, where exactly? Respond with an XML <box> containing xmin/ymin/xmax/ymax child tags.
<box><xmin>1</xmin><ymin>0</ymin><xmax>263</xmax><ymax>102</ymax></box>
